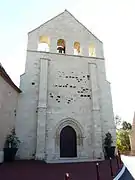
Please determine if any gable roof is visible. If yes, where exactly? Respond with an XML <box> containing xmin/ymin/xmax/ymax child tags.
<box><xmin>0</xmin><ymin>63</ymin><xmax>21</xmax><ymax>93</ymax></box>
<box><xmin>28</xmin><ymin>9</ymin><xmax>102</xmax><ymax>43</ymax></box>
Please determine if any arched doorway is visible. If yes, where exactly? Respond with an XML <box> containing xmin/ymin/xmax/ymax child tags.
<box><xmin>57</xmin><ymin>39</ymin><xmax>66</xmax><ymax>54</ymax></box>
<box><xmin>60</xmin><ymin>126</ymin><xmax>77</xmax><ymax>157</ymax></box>
<box><xmin>74</xmin><ymin>41</ymin><xmax>81</xmax><ymax>55</ymax></box>
<box><xmin>38</xmin><ymin>36</ymin><xmax>50</xmax><ymax>52</ymax></box>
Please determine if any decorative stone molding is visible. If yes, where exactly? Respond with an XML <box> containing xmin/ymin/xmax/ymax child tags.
<box><xmin>54</xmin><ymin>118</ymin><xmax>84</xmax><ymax>158</ymax></box>
<box><xmin>54</xmin><ymin>118</ymin><xmax>84</xmax><ymax>139</ymax></box>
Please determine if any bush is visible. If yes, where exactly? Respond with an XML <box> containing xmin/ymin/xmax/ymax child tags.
<box><xmin>104</xmin><ymin>132</ymin><xmax>113</xmax><ymax>147</ymax></box>
<box><xmin>4</xmin><ymin>128</ymin><xmax>20</xmax><ymax>149</ymax></box>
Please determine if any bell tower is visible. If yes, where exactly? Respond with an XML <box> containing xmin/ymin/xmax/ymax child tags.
<box><xmin>16</xmin><ymin>10</ymin><xmax>116</xmax><ymax>163</ymax></box>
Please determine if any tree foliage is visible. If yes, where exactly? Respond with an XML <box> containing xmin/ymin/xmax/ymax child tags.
<box><xmin>122</xmin><ymin>121</ymin><xmax>132</xmax><ymax>130</ymax></box>
<box><xmin>115</xmin><ymin>116</ymin><xmax>132</xmax><ymax>153</ymax></box>
<box><xmin>116</xmin><ymin>129</ymin><xmax>131</xmax><ymax>152</ymax></box>
<box><xmin>104</xmin><ymin>132</ymin><xmax>113</xmax><ymax>147</ymax></box>
<box><xmin>4</xmin><ymin>128</ymin><xmax>20</xmax><ymax>148</ymax></box>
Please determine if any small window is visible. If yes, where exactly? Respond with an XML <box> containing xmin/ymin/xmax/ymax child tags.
<box><xmin>89</xmin><ymin>43</ymin><xmax>96</xmax><ymax>57</ymax></box>
<box><xmin>38</xmin><ymin>36</ymin><xmax>50</xmax><ymax>52</ymax></box>
<box><xmin>74</xmin><ymin>42</ymin><xmax>81</xmax><ymax>55</ymax></box>
<box><xmin>57</xmin><ymin>39</ymin><xmax>65</xmax><ymax>54</ymax></box>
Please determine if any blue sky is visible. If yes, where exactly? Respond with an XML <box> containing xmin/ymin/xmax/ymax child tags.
<box><xmin>0</xmin><ymin>0</ymin><xmax>135</xmax><ymax>122</ymax></box>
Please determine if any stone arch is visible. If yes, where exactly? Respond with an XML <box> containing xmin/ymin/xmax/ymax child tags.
<box><xmin>38</xmin><ymin>36</ymin><xmax>50</xmax><ymax>52</ymax></box>
<box><xmin>54</xmin><ymin>118</ymin><xmax>84</xmax><ymax>147</ymax></box>
<box><xmin>89</xmin><ymin>43</ymin><xmax>96</xmax><ymax>57</ymax></box>
<box><xmin>57</xmin><ymin>39</ymin><xmax>66</xmax><ymax>54</ymax></box>
<box><xmin>74</xmin><ymin>41</ymin><xmax>81</xmax><ymax>55</ymax></box>
<box><xmin>60</xmin><ymin>126</ymin><xmax>77</xmax><ymax>157</ymax></box>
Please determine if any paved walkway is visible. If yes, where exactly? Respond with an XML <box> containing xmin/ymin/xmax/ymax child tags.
<box><xmin>120</xmin><ymin>168</ymin><xmax>134</xmax><ymax>180</ymax></box>
<box><xmin>121</xmin><ymin>155</ymin><xmax>135</xmax><ymax>179</ymax></box>
<box><xmin>0</xmin><ymin>159</ymin><xmax>121</xmax><ymax>180</ymax></box>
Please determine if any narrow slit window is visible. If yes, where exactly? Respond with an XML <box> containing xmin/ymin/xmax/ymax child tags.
<box><xmin>89</xmin><ymin>43</ymin><xmax>96</xmax><ymax>57</ymax></box>
<box><xmin>38</xmin><ymin>36</ymin><xmax>50</xmax><ymax>52</ymax></box>
<box><xmin>57</xmin><ymin>39</ymin><xmax>66</xmax><ymax>54</ymax></box>
<box><xmin>74</xmin><ymin>42</ymin><xmax>81</xmax><ymax>55</ymax></box>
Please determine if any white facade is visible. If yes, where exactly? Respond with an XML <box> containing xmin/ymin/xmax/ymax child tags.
<box><xmin>16</xmin><ymin>10</ymin><xmax>116</xmax><ymax>163</ymax></box>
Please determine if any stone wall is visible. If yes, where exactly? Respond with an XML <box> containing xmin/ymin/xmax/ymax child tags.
<box><xmin>16</xmin><ymin>50</ymin><xmax>115</xmax><ymax>162</ymax></box>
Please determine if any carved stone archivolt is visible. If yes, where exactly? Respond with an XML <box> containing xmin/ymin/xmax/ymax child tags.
<box><xmin>55</xmin><ymin>132</ymin><xmax>60</xmax><ymax>146</ymax></box>
<box><xmin>54</xmin><ymin>118</ymin><xmax>84</xmax><ymax>147</ymax></box>
<box><xmin>77</xmin><ymin>134</ymin><xmax>83</xmax><ymax>146</ymax></box>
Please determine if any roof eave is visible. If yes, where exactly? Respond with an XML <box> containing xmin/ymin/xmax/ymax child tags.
<box><xmin>0</xmin><ymin>64</ymin><xmax>22</xmax><ymax>93</ymax></box>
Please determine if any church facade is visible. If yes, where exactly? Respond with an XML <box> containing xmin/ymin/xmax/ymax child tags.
<box><xmin>16</xmin><ymin>10</ymin><xmax>116</xmax><ymax>163</ymax></box>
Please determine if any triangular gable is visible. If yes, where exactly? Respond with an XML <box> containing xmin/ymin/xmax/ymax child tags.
<box><xmin>28</xmin><ymin>9</ymin><xmax>102</xmax><ymax>43</ymax></box>
<box><xmin>65</xmin><ymin>10</ymin><xmax>102</xmax><ymax>43</ymax></box>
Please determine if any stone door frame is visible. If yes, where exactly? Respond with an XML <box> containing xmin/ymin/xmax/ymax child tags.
<box><xmin>54</xmin><ymin>118</ymin><xmax>84</xmax><ymax>159</ymax></box>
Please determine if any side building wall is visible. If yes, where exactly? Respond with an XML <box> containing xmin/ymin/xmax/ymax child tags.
<box><xmin>0</xmin><ymin>76</ymin><xmax>19</xmax><ymax>156</ymax></box>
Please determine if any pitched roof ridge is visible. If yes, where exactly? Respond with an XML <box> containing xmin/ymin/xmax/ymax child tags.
<box><xmin>64</xmin><ymin>10</ymin><xmax>102</xmax><ymax>43</ymax></box>
<box><xmin>28</xmin><ymin>9</ymin><xmax>102</xmax><ymax>43</ymax></box>
<box><xmin>28</xmin><ymin>10</ymin><xmax>65</xmax><ymax>34</ymax></box>
<box><xmin>0</xmin><ymin>63</ymin><xmax>21</xmax><ymax>93</ymax></box>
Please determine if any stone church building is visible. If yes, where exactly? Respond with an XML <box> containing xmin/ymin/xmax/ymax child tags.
<box><xmin>130</xmin><ymin>112</ymin><xmax>135</xmax><ymax>155</ymax></box>
<box><xmin>16</xmin><ymin>10</ymin><xmax>116</xmax><ymax>163</ymax></box>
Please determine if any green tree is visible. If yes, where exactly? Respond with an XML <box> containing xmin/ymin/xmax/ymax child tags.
<box><xmin>116</xmin><ymin>129</ymin><xmax>131</xmax><ymax>153</ymax></box>
<box><xmin>115</xmin><ymin>116</ymin><xmax>132</xmax><ymax>153</ymax></box>
<box><xmin>122</xmin><ymin>121</ymin><xmax>132</xmax><ymax>130</ymax></box>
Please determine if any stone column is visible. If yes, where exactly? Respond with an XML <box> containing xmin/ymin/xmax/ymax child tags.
<box><xmin>50</xmin><ymin>37</ymin><xmax>57</xmax><ymax>53</ymax></box>
<box><xmin>89</xmin><ymin>63</ymin><xmax>103</xmax><ymax>158</ymax></box>
<box><xmin>82</xmin><ymin>45</ymin><xmax>89</xmax><ymax>57</ymax></box>
<box><xmin>35</xmin><ymin>58</ymin><xmax>49</xmax><ymax>160</ymax></box>
<box><xmin>66</xmin><ymin>40</ymin><xmax>74</xmax><ymax>55</ymax></box>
